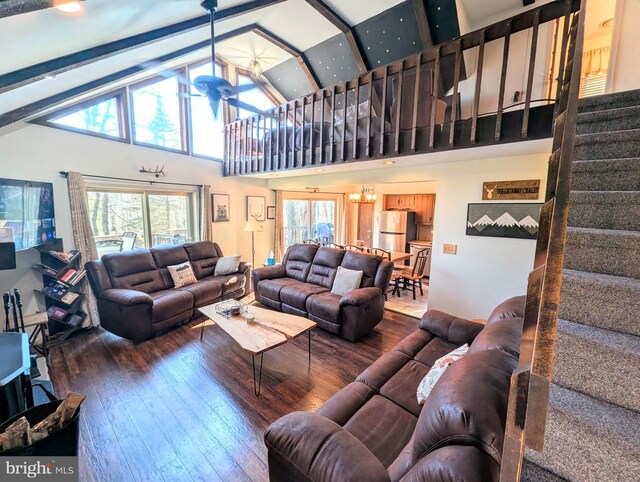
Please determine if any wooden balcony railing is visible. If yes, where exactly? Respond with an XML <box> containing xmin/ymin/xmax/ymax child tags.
<box><xmin>224</xmin><ymin>0</ymin><xmax>580</xmax><ymax>176</ymax></box>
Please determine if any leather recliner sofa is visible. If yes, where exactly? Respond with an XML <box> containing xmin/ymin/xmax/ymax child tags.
<box><xmin>265</xmin><ymin>296</ymin><xmax>526</xmax><ymax>481</ymax></box>
<box><xmin>253</xmin><ymin>244</ymin><xmax>394</xmax><ymax>342</ymax></box>
<box><xmin>86</xmin><ymin>241</ymin><xmax>249</xmax><ymax>343</ymax></box>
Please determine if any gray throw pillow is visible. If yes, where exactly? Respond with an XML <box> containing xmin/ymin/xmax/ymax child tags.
<box><xmin>214</xmin><ymin>255</ymin><xmax>241</xmax><ymax>276</ymax></box>
<box><xmin>331</xmin><ymin>266</ymin><xmax>363</xmax><ymax>296</ymax></box>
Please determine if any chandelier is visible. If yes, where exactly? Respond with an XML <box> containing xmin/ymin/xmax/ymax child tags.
<box><xmin>349</xmin><ymin>186</ymin><xmax>377</xmax><ymax>204</ymax></box>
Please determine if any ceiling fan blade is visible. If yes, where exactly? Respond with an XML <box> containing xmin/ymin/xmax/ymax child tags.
<box><xmin>226</xmin><ymin>97</ymin><xmax>274</xmax><ymax>118</ymax></box>
<box><xmin>225</xmin><ymin>82</ymin><xmax>265</xmax><ymax>97</ymax></box>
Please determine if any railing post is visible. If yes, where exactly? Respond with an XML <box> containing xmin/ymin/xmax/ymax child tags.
<box><xmin>429</xmin><ymin>46</ymin><xmax>441</xmax><ymax>150</ymax></box>
<box><xmin>522</xmin><ymin>10</ymin><xmax>541</xmax><ymax>139</ymax></box>
<box><xmin>411</xmin><ymin>53</ymin><xmax>422</xmax><ymax>152</ymax></box>
<box><xmin>449</xmin><ymin>40</ymin><xmax>462</xmax><ymax>147</ymax></box>
<box><xmin>394</xmin><ymin>61</ymin><xmax>404</xmax><ymax>154</ymax></box>
<box><xmin>495</xmin><ymin>20</ymin><xmax>512</xmax><ymax>142</ymax></box>
<box><xmin>330</xmin><ymin>86</ymin><xmax>336</xmax><ymax>164</ymax></box>
<box><xmin>471</xmin><ymin>29</ymin><xmax>486</xmax><ymax>145</ymax></box>
<box><xmin>353</xmin><ymin>76</ymin><xmax>360</xmax><ymax>160</ymax></box>
<box><xmin>379</xmin><ymin>65</ymin><xmax>388</xmax><ymax>156</ymax></box>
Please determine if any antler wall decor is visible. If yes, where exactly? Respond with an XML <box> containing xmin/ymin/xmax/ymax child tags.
<box><xmin>140</xmin><ymin>165</ymin><xmax>166</xmax><ymax>178</ymax></box>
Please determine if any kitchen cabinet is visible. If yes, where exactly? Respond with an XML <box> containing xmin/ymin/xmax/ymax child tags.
<box><xmin>383</xmin><ymin>194</ymin><xmax>436</xmax><ymax>225</ymax></box>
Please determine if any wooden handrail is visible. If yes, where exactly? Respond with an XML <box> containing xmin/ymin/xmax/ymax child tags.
<box><xmin>500</xmin><ymin>1</ymin><xmax>586</xmax><ymax>480</ymax></box>
<box><xmin>223</xmin><ymin>0</ymin><xmax>581</xmax><ymax>176</ymax></box>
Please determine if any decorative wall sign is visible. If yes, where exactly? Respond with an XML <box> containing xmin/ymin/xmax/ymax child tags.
<box><xmin>267</xmin><ymin>206</ymin><xmax>276</xmax><ymax>220</ymax></box>
<box><xmin>247</xmin><ymin>195</ymin><xmax>266</xmax><ymax>221</ymax></box>
<box><xmin>466</xmin><ymin>203</ymin><xmax>543</xmax><ymax>240</ymax></box>
<box><xmin>212</xmin><ymin>194</ymin><xmax>230</xmax><ymax>222</ymax></box>
<box><xmin>482</xmin><ymin>179</ymin><xmax>540</xmax><ymax>200</ymax></box>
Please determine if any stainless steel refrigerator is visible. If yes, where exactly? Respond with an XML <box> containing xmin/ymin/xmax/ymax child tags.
<box><xmin>378</xmin><ymin>211</ymin><xmax>417</xmax><ymax>253</ymax></box>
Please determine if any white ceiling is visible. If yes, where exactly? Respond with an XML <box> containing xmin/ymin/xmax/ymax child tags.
<box><xmin>323</xmin><ymin>0</ymin><xmax>405</xmax><ymax>27</ymax></box>
<box><xmin>456</xmin><ymin>0</ymin><xmax>556</xmax><ymax>31</ymax></box>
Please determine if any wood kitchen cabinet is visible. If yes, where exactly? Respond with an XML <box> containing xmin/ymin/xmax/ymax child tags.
<box><xmin>383</xmin><ymin>194</ymin><xmax>436</xmax><ymax>224</ymax></box>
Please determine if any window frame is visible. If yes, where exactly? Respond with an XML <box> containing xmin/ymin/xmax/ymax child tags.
<box><xmin>234</xmin><ymin>67</ymin><xmax>280</xmax><ymax>120</ymax></box>
<box><xmin>86</xmin><ymin>185</ymin><xmax>199</xmax><ymax>254</ymax></box>
<box><xmin>282</xmin><ymin>192</ymin><xmax>343</xmax><ymax>249</ymax></box>
<box><xmin>33</xmin><ymin>89</ymin><xmax>130</xmax><ymax>143</ymax></box>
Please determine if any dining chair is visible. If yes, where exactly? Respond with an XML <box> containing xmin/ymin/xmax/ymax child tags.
<box><xmin>343</xmin><ymin>244</ymin><xmax>365</xmax><ymax>252</ymax></box>
<box><xmin>390</xmin><ymin>247</ymin><xmax>430</xmax><ymax>300</ymax></box>
<box><xmin>367</xmin><ymin>247</ymin><xmax>391</xmax><ymax>260</ymax></box>
<box><xmin>302</xmin><ymin>239</ymin><xmax>320</xmax><ymax>245</ymax></box>
<box><xmin>121</xmin><ymin>232</ymin><xmax>138</xmax><ymax>251</ymax></box>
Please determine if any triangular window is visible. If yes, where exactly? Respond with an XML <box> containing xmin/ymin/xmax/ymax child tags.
<box><xmin>47</xmin><ymin>94</ymin><xmax>124</xmax><ymax>139</ymax></box>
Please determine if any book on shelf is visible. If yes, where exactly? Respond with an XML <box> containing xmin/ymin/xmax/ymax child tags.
<box><xmin>65</xmin><ymin>269</ymin><xmax>86</xmax><ymax>286</ymax></box>
<box><xmin>48</xmin><ymin>250</ymin><xmax>80</xmax><ymax>264</ymax></box>
<box><xmin>59</xmin><ymin>269</ymin><xmax>77</xmax><ymax>283</ymax></box>
<box><xmin>33</xmin><ymin>263</ymin><xmax>58</xmax><ymax>277</ymax></box>
<box><xmin>47</xmin><ymin>306</ymin><xmax>69</xmax><ymax>321</ymax></box>
<box><xmin>65</xmin><ymin>313</ymin><xmax>85</xmax><ymax>327</ymax></box>
<box><xmin>43</xmin><ymin>281</ymin><xmax>68</xmax><ymax>299</ymax></box>
<box><xmin>60</xmin><ymin>291</ymin><xmax>80</xmax><ymax>305</ymax></box>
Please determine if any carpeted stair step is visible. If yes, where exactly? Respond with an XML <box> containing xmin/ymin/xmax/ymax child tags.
<box><xmin>579</xmin><ymin>89</ymin><xmax>640</xmax><ymax>113</ymax></box>
<box><xmin>575</xmin><ymin>129</ymin><xmax>640</xmax><ymax>160</ymax></box>
<box><xmin>554</xmin><ymin>319</ymin><xmax>640</xmax><ymax>411</ymax></box>
<box><xmin>568</xmin><ymin>191</ymin><xmax>640</xmax><ymax>231</ymax></box>
<box><xmin>521</xmin><ymin>460</ymin><xmax>567</xmax><ymax>482</ymax></box>
<box><xmin>524</xmin><ymin>385</ymin><xmax>640</xmax><ymax>482</ymax></box>
<box><xmin>571</xmin><ymin>158</ymin><xmax>640</xmax><ymax>191</ymax></box>
<box><xmin>577</xmin><ymin>105</ymin><xmax>640</xmax><ymax>135</ymax></box>
<box><xmin>564</xmin><ymin>227</ymin><xmax>640</xmax><ymax>279</ymax></box>
<box><xmin>560</xmin><ymin>269</ymin><xmax>640</xmax><ymax>336</ymax></box>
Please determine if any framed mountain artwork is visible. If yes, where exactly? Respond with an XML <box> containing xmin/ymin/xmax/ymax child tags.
<box><xmin>466</xmin><ymin>203</ymin><xmax>543</xmax><ymax>240</ymax></box>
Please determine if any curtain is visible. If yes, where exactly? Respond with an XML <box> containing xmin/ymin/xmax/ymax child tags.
<box><xmin>199</xmin><ymin>185</ymin><xmax>213</xmax><ymax>242</ymax></box>
<box><xmin>582</xmin><ymin>46</ymin><xmax>610</xmax><ymax>78</ymax></box>
<box><xmin>342</xmin><ymin>194</ymin><xmax>353</xmax><ymax>245</ymax></box>
<box><xmin>274</xmin><ymin>190</ymin><xmax>285</xmax><ymax>261</ymax></box>
<box><xmin>66</xmin><ymin>172</ymin><xmax>100</xmax><ymax>327</ymax></box>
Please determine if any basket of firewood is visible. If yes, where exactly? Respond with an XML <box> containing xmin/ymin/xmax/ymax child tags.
<box><xmin>0</xmin><ymin>392</ymin><xmax>85</xmax><ymax>456</ymax></box>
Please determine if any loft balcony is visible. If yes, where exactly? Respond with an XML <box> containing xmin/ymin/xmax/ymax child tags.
<box><xmin>223</xmin><ymin>0</ymin><xmax>580</xmax><ymax>177</ymax></box>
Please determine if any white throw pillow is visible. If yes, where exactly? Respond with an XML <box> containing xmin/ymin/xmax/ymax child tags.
<box><xmin>214</xmin><ymin>255</ymin><xmax>241</xmax><ymax>276</ymax></box>
<box><xmin>331</xmin><ymin>266</ymin><xmax>364</xmax><ymax>296</ymax></box>
<box><xmin>417</xmin><ymin>344</ymin><xmax>469</xmax><ymax>405</ymax></box>
<box><xmin>167</xmin><ymin>262</ymin><xmax>197</xmax><ymax>288</ymax></box>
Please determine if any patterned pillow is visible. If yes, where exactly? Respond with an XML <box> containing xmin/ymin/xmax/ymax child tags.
<box><xmin>167</xmin><ymin>262</ymin><xmax>197</xmax><ymax>288</ymax></box>
<box><xmin>417</xmin><ymin>344</ymin><xmax>469</xmax><ymax>405</ymax></box>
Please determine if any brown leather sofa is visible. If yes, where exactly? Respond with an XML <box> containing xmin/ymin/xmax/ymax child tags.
<box><xmin>86</xmin><ymin>241</ymin><xmax>249</xmax><ymax>343</ymax></box>
<box><xmin>265</xmin><ymin>296</ymin><xmax>525</xmax><ymax>481</ymax></box>
<box><xmin>253</xmin><ymin>244</ymin><xmax>394</xmax><ymax>342</ymax></box>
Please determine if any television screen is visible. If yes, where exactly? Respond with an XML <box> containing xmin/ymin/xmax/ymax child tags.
<box><xmin>0</xmin><ymin>178</ymin><xmax>56</xmax><ymax>250</ymax></box>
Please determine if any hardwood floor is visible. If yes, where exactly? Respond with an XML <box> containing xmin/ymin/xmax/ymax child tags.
<box><xmin>50</xmin><ymin>309</ymin><xmax>418</xmax><ymax>482</ymax></box>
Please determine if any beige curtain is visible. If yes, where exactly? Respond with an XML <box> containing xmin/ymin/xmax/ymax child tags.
<box><xmin>274</xmin><ymin>190</ymin><xmax>285</xmax><ymax>261</ymax></box>
<box><xmin>199</xmin><ymin>185</ymin><xmax>213</xmax><ymax>242</ymax></box>
<box><xmin>342</xmin><ymin>194</ymin><xmax>353</xmax><ymax>245</ymax></box>
<box><xmin>66</xmin><ymin>172</ymin><xmax>100</xmax><ymax>327</ymax></box>
<box><xmin>582</xmin><ymin>46</ymin><xmax>610</xmax><ymax>77</ymax></box>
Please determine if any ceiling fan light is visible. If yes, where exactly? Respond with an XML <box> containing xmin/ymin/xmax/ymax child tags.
<box><xmin>249</xmin><ymin>59</ymin><xmax>263</xmax><ymax>78</ymax></box>
<box><xmin>55</xmin><ymin>1</ymin><xmax>82</xmax><ymax>13</ymax></box>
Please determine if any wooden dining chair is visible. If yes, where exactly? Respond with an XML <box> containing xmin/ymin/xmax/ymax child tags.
<box><xmin>367</xmin><ymin>248</ymin><xmax>391</xmax><ymax>260</ymax></box>
<box><xmin>326</xmin><ymin>243</ymin><xmax>344</xmax><ymax>249</ymax></box>
<box><xmin>391</xmin><ymin>248</ymin><xmax>430</xmax><ymax>300</ymax></box>
<box><xmin>303</xmin><ymin>239</ymin><xmax>320</xmax><ymax>245</ymax></box>
<box><xmin>343</xmin><ymin>244</ymin><xmax>365</xmax><ymax>252</ymax></box>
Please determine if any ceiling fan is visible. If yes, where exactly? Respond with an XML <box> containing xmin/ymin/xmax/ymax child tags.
<box><xmin>193</xmin><ymin>0</ymin><xmax>274</xmax><ymax>118</ymax></box>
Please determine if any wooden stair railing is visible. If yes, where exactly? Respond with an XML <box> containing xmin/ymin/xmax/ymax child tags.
<box><xmin>223</xmin><ymin>0</ymin><xmax>581</xmax><ymax>176</ymax></box>
<box><xmin>500</xmin><ymin>1</ymin><xmax>586</xmax><ymax>481</ymax></box>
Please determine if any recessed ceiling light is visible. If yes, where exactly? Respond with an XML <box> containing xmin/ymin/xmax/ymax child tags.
<box><xmin>383</xmin><ymin>161</ymin><xmax>396</xmax><ymax>165</ymax></box>
<box><xmin>315</xmin><ymin>169</ymin><xmax>325</xmax><ymax>172</ymax></box>
<box><xmin>55</xmin><ymin>1</ymin><xmax>82</xmax><ymax>14</ymax></box>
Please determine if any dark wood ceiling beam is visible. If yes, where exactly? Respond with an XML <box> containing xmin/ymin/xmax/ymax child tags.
<box><xmin>412</xmin><ymin>0</ymin><xmax>433</xmax><ymax>49</ymax></box>
<box><xmin>0</xmin><ymin>23</ymin><xmax>267</xmax><ymax>129</ymax></box>
<box><xmin>251</xmin><ymin>25</ymin><xmax>320</xmax><ymax>90</ymax></box>
<box><xmin>0</xmin><ymin>0</ymin><xmax>86</xmax><ymax>19</ymax></box>
<box><xmin>0</xmin><ymin>0</ymin><xmax>286</xmax><ymax>94</ymax></box>
<box><xmin>304</xmin><ymin>0</ymin><xmax>367</xmax><ymax>73</ymax></box>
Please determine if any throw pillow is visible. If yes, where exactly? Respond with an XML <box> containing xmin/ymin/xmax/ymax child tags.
<box><xmin>331</xmin><ymin>266</ymin><xmax>363</xmax><ymax>296</ymax></box>
<box><xmin>214</xmin><ymin>255</ymin><xmax>241</xmax><ymax>276</ymax></box>
<box><xmin>167</xmin><ymin>262</ymin><xmax>197</xmax><ymax>288</ymax></box>
<box><xmin>417</xmin><ymin>344</ymin><xmax>469</xmax><ymax>405</ymax></box>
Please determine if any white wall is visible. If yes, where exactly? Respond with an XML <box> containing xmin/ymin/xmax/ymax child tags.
<box><xmin>269</xmin><ymin>150</ymin><xmax>549</xmax><ymax>320</ymax></box>
<box><xmin>0</xmin><ymin>122</ymin><xmax>274</xmax><ymax>315</ymax></box>
<box><xmin>608</xmin><ymin>0</ymin><xmax>640</xmax><ymax>93</ymax></box>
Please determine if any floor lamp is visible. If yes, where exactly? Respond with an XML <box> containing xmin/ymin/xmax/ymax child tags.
<box><xmin>244</xmin><ymin>218</ymin><xmax>263</xmax><ymax>292</ymax></box>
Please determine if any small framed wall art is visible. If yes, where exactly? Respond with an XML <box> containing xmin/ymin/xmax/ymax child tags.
<box><xmin>247</xmin><ymin>195</ymin><xmax>266</xmax><ymax>221</ymax></box>
<box><xmin>212</xmin><ymin>194</ymin><xmax>230</xmax><ymax>222</ymax></box>
<box><xmin>267</xmin><ymin>206</ymin><xmax>276</xmax><ymax>220</ymax></box>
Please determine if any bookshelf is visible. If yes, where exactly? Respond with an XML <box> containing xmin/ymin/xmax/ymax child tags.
<box><xmin>32</xmin><ymin>239</ymin><xmax>90</xmax><ymax>346</ymax></box>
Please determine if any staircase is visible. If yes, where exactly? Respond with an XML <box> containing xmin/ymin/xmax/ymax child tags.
<box><xmin>522</xmin><ymin>89</ymin><xmax>640</xmax><ymax>481</ymax></box>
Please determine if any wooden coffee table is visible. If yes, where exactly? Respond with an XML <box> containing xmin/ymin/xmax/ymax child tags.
<box><xmin>198</xmin><ymin>303</ymin><xmax>316</xmax><ymax>396</ymax></box>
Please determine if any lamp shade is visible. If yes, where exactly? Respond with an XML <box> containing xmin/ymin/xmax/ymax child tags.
<box><xmin>244</xmin><ymin>218</ymin><xmax>263</xmax><ymax>233</ymax></box>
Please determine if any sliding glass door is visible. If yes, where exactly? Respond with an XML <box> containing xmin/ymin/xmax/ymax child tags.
<box><xmin>283</xmin><ymin>195</ymin><xmax>340</xmax><ymax>250</ymax></box>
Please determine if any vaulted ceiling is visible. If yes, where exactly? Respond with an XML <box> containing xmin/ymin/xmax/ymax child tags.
<box><xmin>0</xmin><ymin>0</ymin><xmax>554</xmax><ymax>127</ymax></box>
